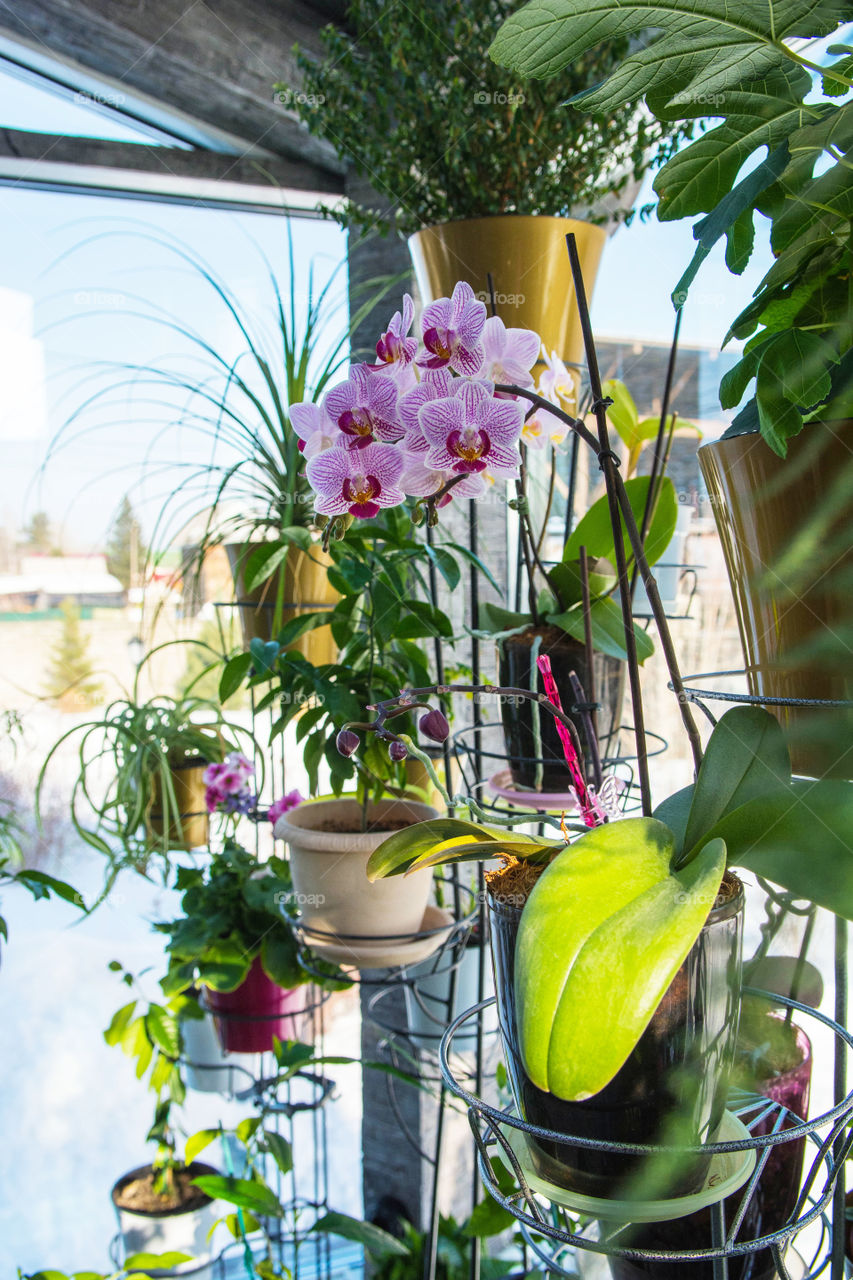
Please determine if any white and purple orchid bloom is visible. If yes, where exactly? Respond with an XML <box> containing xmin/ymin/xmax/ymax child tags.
<box><xmin>401</xmin><ymin>456</ymin><xmax>485</xmax><ymax>506</ymax></box>
<box><xmin>417</xmin><ymin>282</ymin><xmax>486</xmax><ymax>377</ymax></box>
<box><xmin>398</xmin><ymin>368</ymin><xmax>455</xmax><ymax>453</ymax></box>
<box><xmin>373</xmin><ymin>294</ymin><xmax>417</xmax><ymax>369</ymax></box>
<box><xmin>290</xmin><ymin>401</ymin><xmax>341</xmax><ymax>459</ymax></box>
<box><xmin>521</xmin><ymin>403</ymin><xmax>570</xmax><ymax>450</ymax></box>
<box><xmin>323</xmin><ymin>364</ymin><xmax>402</xmax><ymax>448</ymax></box>
<box><xmin>476</xmin><ymin>315</ymin><xmax>541</xmax><ymax>389</ymax></box>
<box><xmin>420</xmin><ymin>379</ymin><xmax>523</xmax><ymax>476</ymax></box>
<box><xmin>539</xmin><ymin>348</ymin><xmax>577</xmax><ymax>409</ymax></box>
<box><xmin>307</xmin><ymin>442</ymin><xmax>405</xmax><ymax>519</ymax></box>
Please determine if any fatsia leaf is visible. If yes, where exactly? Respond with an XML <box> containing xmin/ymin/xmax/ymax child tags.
<box><xmin>681</xmin><ymin>706</ymin><xmax>791</xmax><ymax>857</ymax></box>
<box><xmin>517</xmin><ymin>820</ymin><xmax>726</xmax><ymax>1100</ymax></box>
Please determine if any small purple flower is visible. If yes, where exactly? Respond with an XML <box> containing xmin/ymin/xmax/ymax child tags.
<box><xmin>419</xmin><ymin>379</ymin><xmax>523</xmax><ymax>476</ymax></box>
<box><xmin>476</xmin><ymin>316</ymin><xmax>541</xmax><ymax>388</ymax></box>
<box><xmin>267</xmin><ymin>790</ymin><xmax>304</xmax><ymax>824</ymax></box>
<box><xmin>417</xmin><ymin>282</ymin><xmax>486</xmax><ymax>377</ymax></box>
<box><xmin>307</xmin><ymin>443</ymin><xmax>405</xmax><ymax>519</ymax></box>
<box><xmin>373</xmin><ymin>294</ymin><xmax>417</xmax><ymax>369</ymax></box>
<box><xmin>323</xmin><ymin>364</ymin><xmax>402</xmax><ymax>448</ymax></box>
<box><xmin>290</xmin><ymin>401</ymin><xmax>342</xmax><ymax>459</ymax></box>
<box><xmin>388</xmin><ymin>740</ymin><xmax>408</xmax><ymax>762</ymax></box>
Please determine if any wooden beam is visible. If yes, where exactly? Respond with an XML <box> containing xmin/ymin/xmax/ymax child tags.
<box><xmin>0</xmin><ymin>129</ymin><xmax>343</xmax><ymax>201</ymax></box>
<box><xmin>0</xmin><ymin>0</ymin><xmax>345</xmax><ymax>172</ymax></box>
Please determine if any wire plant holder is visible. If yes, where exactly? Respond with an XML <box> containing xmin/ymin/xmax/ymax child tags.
<box><xmin>439</xmin><ymin>991</ymin><xmax>853</xmax><ymax>1280</ymax></box>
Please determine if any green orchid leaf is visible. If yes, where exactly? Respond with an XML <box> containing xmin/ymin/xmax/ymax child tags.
<box><xmin>516</xmin><ymin>819</ymin><xmax>726</xmax><ymax>1100</ymax></box>
<box><xmin>366</xmin><ymin>818</ymin><xmax>506</xmax><ymax>880</ymax></box>
<box><xmin>547</xmin><ymin>559</ymin><xmax>614</xmax><ymax>608</ymax></box>
<box><xmin>185</xmin><ymin>1128</ymin><xmax>220</xmax><ymax>1165</ymax></box>
<box><xmin>601</xmin><ymin>379</ymin><xmax>639</xmax><ymax>448</ymax></box>
<box><xmin>549</xmin><ymin>596</ymin><xmax>655</xmax><ymax>663</ymax></box>
<box><xmin>311</xmin><ymin>1211</ymin><xmax>410</xmax><ymax>1259</ymax></box>
<box><xmin>404</xmin><ymin>835</ymin><xmax>557</xmax><ymax>874</ymax></box>
<box><xmin>682</xmin><ymin>707</ymin><xmax>791</xmax><ymax>856</ymax></box>
<box><xmin>703</xmin><ymin>779</ymin><xmax>853</xmax><ymax>919</ymax></box>
<box><xmin>653</xmin><ymin>784</ymin><xmax>694</xmax><ymax>852</ymax></box>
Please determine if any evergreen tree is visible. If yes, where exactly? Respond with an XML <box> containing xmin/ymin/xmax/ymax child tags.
<box><xmin>43</xmin><ymin>598</ymin><xmax>102</xmax><ymax>710</ymax></box>
<box><xmin>22</xmin><ymin>511</ymin><xmax>52</xmax><ymax>553</ymax></box>
<box><xmin>106</xmin><ymin>495</ymin><xmax>144</xmax><ymax>591</ymax></box>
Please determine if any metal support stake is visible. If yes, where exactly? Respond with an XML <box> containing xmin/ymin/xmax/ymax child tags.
<box><xmin>832</xmin><ymin>915</ymin><xmax>848</xmax><ymax>1279</ymax></box>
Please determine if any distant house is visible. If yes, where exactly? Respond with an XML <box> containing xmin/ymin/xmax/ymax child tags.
<box><xmin>0</xmin><ymin>554</ymin><xmax>125</xmax><ymax>612</ymax></box>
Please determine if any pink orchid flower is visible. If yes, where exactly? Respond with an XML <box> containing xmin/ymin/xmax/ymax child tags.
<box><xmin>477</xmin><ymin>315</ymin><xmax>540</xmax><ymax>388</ymax></box>
<box><xmin>538</xmin><ymin>348</ymin><xmax>577</xmax><ymax>410</ymax></box>
<box><xmin>267</xmin><ymin>790</ymin><xmax>304</xmax><ymax>824</ymax></box>
<box><xmin>307</xmin><ymin>442</ymin><xmax>405</xmax><ymax>519</ymax></box>
<box><xmin>398</xmin><ymin>368</ymin><xmax>454</xmax><ymax>453</ymax></box>
<box><xmin>521</xmin><ymin>404</ymin><xmax>570</xmax><ymax>450</ymax></box>
<box><xmin>417</xmin><ymin>282</ymin><xmax>486</xmax><ymax>377</ymax></box>
<box><xmin>419</xmin><ymin>379</ymin><xmax>523</xmax><ymax>476</ymax></box>
<box><xmin>374</xmin><ymin>294</ymin><xmax>418</xmax><ymax>368</ymax></box>
<box><xmin>290</xmin><ymin>402</ymin><xmax>342</xmax><ymax>459</ymax></box>
<box><xmin>323</xmin><ymin>364</ymin><xmax>403</xmax><ymax>448</ymax></box>
<box><xmin>401</xmin><ymin>456</ymin><xmax>485</xmax><ymax>506</ymax></box>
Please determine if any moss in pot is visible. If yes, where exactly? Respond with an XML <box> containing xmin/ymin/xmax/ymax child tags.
<box><xmin>360</xmin><ymin>682</ymin><xmax>853</xmax><ymax>1206</ymax></box>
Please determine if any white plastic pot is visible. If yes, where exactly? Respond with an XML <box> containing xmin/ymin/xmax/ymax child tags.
<box><xmin>274</xmin><ymin>797</ymin><xmax>437</xmax><ymax>950</ymax></box>
<box><xmin>180</xmin><ymin>1008</ymin><xmax>246</xmax><ymax>1094</ymax></box>
<box><xmin>112</xmin><ymin>1162</ymin><xmax>220</xmax><ymax>1276</ymax></box>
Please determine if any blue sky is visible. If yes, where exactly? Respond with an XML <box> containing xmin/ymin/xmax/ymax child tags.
<box><xmin>0</xmin><ymin>65</ymin><xmax>775</xmax><ymax>550</ymax></box>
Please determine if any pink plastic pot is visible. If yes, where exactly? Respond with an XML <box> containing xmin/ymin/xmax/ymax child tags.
<box><xmin>205</xmin><ymin>957</ymin><xmax>306</xmax><ymax>1053</ymax></box>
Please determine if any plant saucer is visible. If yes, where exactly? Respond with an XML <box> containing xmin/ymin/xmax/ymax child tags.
<box><xmin>487</xmin><ymin>770</ymin><xmax>580</xmax><ymax>813</ymax></box>
<box><xmin>573</xmin><ymin>1227</ymin><xmax>806</xmax><ymax>1278</ymax></box>
<box><xmin>300</xmin><ymin>904</ymin><xmax>455</xmax><ymax>970</ymax></box>
<box><xmin>497</xmin><ymin>1110</ymin><xmax>756</xmax><ymax>1223</ymax></box>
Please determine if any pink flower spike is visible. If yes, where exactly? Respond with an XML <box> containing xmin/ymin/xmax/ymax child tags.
<box><xmin>267</xmin><ymin>790</ymin><xmax>304</xmax><ymax>824</ymax></box>
<box><xmin>417</xmin><ymin>282</ymin><xmax>486</xmax><ymax>376</ymax></box>
<box><xmin>323</xmin><ymin>364</ymin><xmax>403</xmax><ymax>448</ymax></box>
<box><xmin>290</xmin><ymin>401</ymin><xmax>342</xmax><ymax>459</ymax></box>
<box><xmin>374</xmin><ymin>294</ymin><xmax>418</xmax><ymax>368</ymax></box>
<box><xmin>307</xmin><ymin>442</ymin><xmax>405</xmax><ymax>519</ymax></box>
<box><xmin>535</xmin><ymin>654</ymin><xmax>600</xmax><ymax>828</ymax></box>
<box><xmin>477</xmin><ymin>316</ymin><xmax>541</xmax><ymax>388</ymax></box>
<box><xmin>420</xmin><ymin>379</ymin><xmax>523</xmax><ymax>476</ymax></box>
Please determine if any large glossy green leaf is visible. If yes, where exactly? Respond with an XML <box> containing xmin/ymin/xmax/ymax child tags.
<box><xmin>516</xmin><ymin>820</ymin><xmax>726</xmax><ymax>1100</ymax></box>
<box><xmin>515</xmin><ymin>818</ymin><xmax>676</xmax><ymax>1091</ymax></box>
<box><xmin>312</xmin><ymin>1211</ymin><xmax>410</xmax><ymax>1259</ymax></box>
<box><xmin>192</xmin><ymin>1174</ymin><xmax>283</xmax><ymax>1217</ymax></box>
<box><xmin>564</xmin><ymin>476</ymin><xmax>677</xmax><ymax>570</ymax></box>
<box><xmin>703</xmin><ymin>779</ymin><xmax>853</xmax><ymax>919</ymax></box>
<box><xmin>681</xmin><ymin>706</ymin><xmax>791</xmax><ymax>856</ymax></box>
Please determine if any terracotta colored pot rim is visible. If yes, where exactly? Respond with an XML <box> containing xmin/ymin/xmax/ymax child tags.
<box><xmin>111</xmin><ymin>1162</ymin><xmax>219</xmax><ymax>1218</ymax></box>
<box><xmin>274</xmin><ymin>796</ymin><xmax>437</xmax><ymax>850</ymax></box>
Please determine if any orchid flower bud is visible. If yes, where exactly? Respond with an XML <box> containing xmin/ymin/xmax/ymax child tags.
<box><xmin>419</xmin><ymin>707</ymin><xmax>450</xmax><ymax>743</ymax></box>
<box><xmin>336</xmin><ymin>728</ymin><xmax>360</xmax><ymax>757</ymax></box>
<box><xmin>388</xmin><ymin>740</ymin><xmax>408</xmax><ymax>762</ymax></box>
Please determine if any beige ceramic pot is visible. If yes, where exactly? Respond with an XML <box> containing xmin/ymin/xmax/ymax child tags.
<box><xmin>274</xmin><ymin>797</ymin><xmax>438</xmax><ymax>949</ymax></box>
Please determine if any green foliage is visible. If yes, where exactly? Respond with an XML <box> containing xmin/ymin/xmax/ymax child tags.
<box><xmin>21</xmin><ymin>510</ymin><xmax>53</xmax><ymax>554</ymax></box>
<box><xmin>219</xmin><ymin>507</ymin><xmax>467</xmax><ymax>800</ymax></box>
<box><xmin>478</xmin><ymin>476</ymin><xmax>678</xmax><ymax>661</ymax></box>
<box><xmin>601</xmin><ymin>378</ymin><xmax>701</xmax><ymax>477</ymax></box>
<box><xmin>286</xmin><ymin>0</ymin><xmax>682</xmax><ymax>237</ymax></box>
<box><xmin>158</xmin><ymin>841</ymin><xmax>349</xmax><ymax>997</ymax></box>
<box><xmin>490</xmin><ymin>0</ymin><xmax>853</xmax><ymax>453</ymax></box>
<box><xmin>105</xmin><ymin>495</ymin><xmax>144</xmax><ymax>592</ymax></box>
<box><xmin>42</xmin><ymin>598</ymin><xmax>102</xmax><ymax>709</ymax></box>
<box><xmin>36</xmin><ymin>682</ymin><xmax>254</xmax><ymax>897</ymax></box>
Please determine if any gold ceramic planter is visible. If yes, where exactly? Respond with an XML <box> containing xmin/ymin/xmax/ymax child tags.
<box><xmin>408</xmin><ymin>215</ymin><xmax>607</xmax><ymax>376</ymax></box>
<box><xmin>699</xmin><ymin>421</ymin><xmax>853</xmax><ymax>778</ymax></box>
<box><xmin>227</xmin><ymin>541</ymin><xmax>339</xmax><ymax>663</ymax></box>
<box><xmin>148</xmin><ymin>761</ymin><xmax>209</xmax><ymax>851</ymax></box>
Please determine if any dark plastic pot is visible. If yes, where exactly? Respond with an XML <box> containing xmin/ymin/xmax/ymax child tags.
<box><xmin>606</xmin><ymin>1021</ymin><xmax>812</xmax><ymax>1280</ymax></box>
<box><xmin>488</xmin><ymin>874</ymin><xmax>744</xmax><ymax>1199</ymax></box>
<box><xmin>498</xmin><ymin>626</ymin><xmax>624</xmax><ymax>791</ymax></box>
<box><xmin>205</xmin><ymin>956</ymin><xmax>306</xmax><ymax>1054</ymax></box>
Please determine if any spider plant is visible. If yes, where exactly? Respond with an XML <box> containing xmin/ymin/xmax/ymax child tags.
<box><xmin>35</xmin><ymin>654</ymin><xmax>258</xmax><ymax>899</ymax></box>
